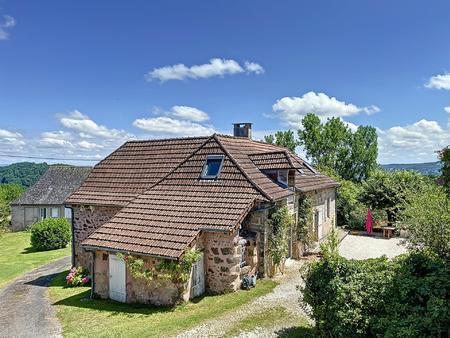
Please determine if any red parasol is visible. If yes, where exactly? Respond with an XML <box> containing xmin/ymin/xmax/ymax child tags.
<box><xmin>365</xmin><ymin>208</ymin><xmax>373</xmax><ymax>235</ymax></box>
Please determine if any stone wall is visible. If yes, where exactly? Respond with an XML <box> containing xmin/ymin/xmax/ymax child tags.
<box><xmin>203</xmin><ymin>231</ymin><xmax>242</xmax><ymax>294</ymax></box>
<box><xmin>93</xmin><ymin>250</ymin><xmax>109</xmax><ymax>298</ymax></box>
<box><xmin>308</xmin><ymin>188</ymin><xmax>336</xmax><ymax>240</ymax></box>
<box><xmin>126</xmin><ymin>256</ymin><xmax>180</xmax><ymax>306</ymax></box>
<box><xmin>72</xmin><ymin>205</ymin><xmax>121</xmax><ymax>269</ymax></box>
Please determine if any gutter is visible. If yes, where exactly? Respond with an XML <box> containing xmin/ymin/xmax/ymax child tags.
<box><xmin>90</xmin><ymin>251</ymin><xmax>95</xmax><ymax>299</ymax></box>
<box><xmin>82</xmin><ymin>245</ymin><xmax>178</xmax><ymax>261</ymax></box>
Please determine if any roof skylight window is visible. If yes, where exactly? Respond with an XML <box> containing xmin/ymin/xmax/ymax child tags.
<box><xmin>201</xmin><ymin>155</ymin><xmax>224</xmax><ymax>179</ymax></box>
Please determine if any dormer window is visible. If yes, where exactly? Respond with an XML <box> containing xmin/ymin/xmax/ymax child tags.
<box><xmin>277</xmin><ymin>169</ymin><xmax>288</xmax><ymax>186</ymax></box>
<box><xmin>201</xmin><ymin>155</ymin><xmax>224</xmax><ymax>179</ymax></box>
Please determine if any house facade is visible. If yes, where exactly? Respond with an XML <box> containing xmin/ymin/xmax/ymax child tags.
<box><xmin>66</xmin><ymin>124</ymin><xmax>338</xmax><ymax>306</ymax></box>
<box><xmin>11</xmin><ymin>166</ymin><xmax>91</xmax><ymax>231</ymax></box>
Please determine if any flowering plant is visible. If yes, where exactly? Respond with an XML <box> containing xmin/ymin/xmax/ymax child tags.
<box><xmin>66</xmin><ymin>266</ymin><xmax>90</xmax><ymax>287</ymax></box>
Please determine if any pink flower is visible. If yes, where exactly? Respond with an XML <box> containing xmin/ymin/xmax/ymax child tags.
<box><xmin>82</xmin><ymin>276</ymin><xmax>90</xmax><ymax>284</ymax></box>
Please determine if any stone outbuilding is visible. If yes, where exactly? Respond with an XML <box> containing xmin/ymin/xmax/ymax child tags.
<box><xmin>66</xmin><ymin>124</ymin><xmax>338</xmax><ymax>306</ymax></box>
<box><xmin>10</xmin><ymin>166</ymin><xmax>91</xmax><ymax>231</ymax></box>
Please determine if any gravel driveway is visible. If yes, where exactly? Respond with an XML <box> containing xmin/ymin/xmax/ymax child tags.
<box><xmin>176</xmin><ymin>259</ymin><xmax>308</xmax><ymax>338</ymax></box>
<box><xmin>0</xmin><ymin>256</ymin><xmax>70</xmax><ymax>338</ymax></box>
<box><xmin>339</xmin><ymin>234</ymin><xmax>407</xmax><ymax>260</ymax></box>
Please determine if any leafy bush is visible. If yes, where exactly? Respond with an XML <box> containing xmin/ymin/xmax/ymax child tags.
<box><xmin>66</xmin><ymin>266</ymin><xmax>90</xmax><ymax>287</ymax></box>
<box><xmin>300</xmin><ymin>251</ymin><xmax>450</xmax><ymax>337</ymax></box>
<box><xmin>30</xmin><ymin>218</ymin><xmax>71</xmax><ymax>251</ymax></box>
<box><xmin>400</xmin><ymin>184</ymin><xmax>450</xmax><ymax>258</ymax></box>
<box><xmin>0</xmin><ymin>183</ymin><xmax>25</xmax><ymax>232</ymax></box>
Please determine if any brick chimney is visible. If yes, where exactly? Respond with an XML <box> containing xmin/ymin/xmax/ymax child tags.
<box><xmin>233</xmin><ymin>123</ymin><xmax>252</xmax><ymax>139</ymax></box>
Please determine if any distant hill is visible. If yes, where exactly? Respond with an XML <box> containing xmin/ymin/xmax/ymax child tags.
<box><xmin>0</xmin><ymin>162</ymin><xmax>49</xmax><ymax>187</ymax></box>
<box><xmin>382</xmin><ymin>161</ymin><xmax>442</xmax><ymax>176</ymax></box>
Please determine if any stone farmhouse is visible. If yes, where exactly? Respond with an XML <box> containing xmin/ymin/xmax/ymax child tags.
<box><xmin>66</xmin><ymin>123</ymin><xmax>338</xmax><ymax>306</ymax></box>
<box><xmin>11</xmin><ymin>166</ymin><xmax>90</xmax><ymax>231</ymax></box>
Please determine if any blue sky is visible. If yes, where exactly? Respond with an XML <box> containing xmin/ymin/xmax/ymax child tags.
<box><xmin>0</xmin><ymin>0</ymin><xmax>449</xmax><ymax>165</ymax></box>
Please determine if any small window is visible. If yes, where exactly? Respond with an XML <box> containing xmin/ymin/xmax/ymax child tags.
<box><xmin>39</xmin><ymin>207</ymin><xmax>47</xmax><ymax>220</ymax></box>
<box><xmin>240</xmin><ymin>246</ymin><xmax>247</xmax><ymax>268</ymax></box>
<box><xmin>201</xmin><ymin>155</ymin><xmax>224</xmax><ymax>179</ymax></box>
<box><xmin>51</xmin><ymin>207</ymin><xmax>60</xmax><ymax>218</ymax></box>
<box><xmin>64</xmin><ymin>207</ymin><xmax>72</xmax><ymax>219</ymax></box>
<box><xmin>277</xmin><ymin>170</ymin><xmax>288</xmax><ymax>186</ymax></box>
<box><xmin>327</xmin><ymin>197</ymin><xmax>331</xmax><ymax>218</ymax></box>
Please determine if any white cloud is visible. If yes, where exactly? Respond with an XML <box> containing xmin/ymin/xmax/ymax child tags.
<box><xmin>78</xmin><ymin>140</ymin><xmax>103</xmax><ymax>149</ymax></box>
<box><xmin>425</xmin><ymin>73</ymin><xmax>450</xmax><ymax>90</ymax></box>
<box><xmin>59</xmin><ymin>110</ymin><xmax>132</xmax><ymax>140</ymax></box>
<box><xmin>378</xmin><ymin>119</ymin><xmax>450</xmax><ymax>163</ymax></box>
<box><xmin>0</xmin><ymin>15</ymin><xmax>16</xmax><ymax>40</ymax></box>
<box><xmin>170</xmin><ymin>105</ymin><xmax>209</xmax><ymax>122</ymax></box>
<box><xmin>0</xmin><ymin>128</ymin><xmax>22</xmax><ymax>139</ymax></box>
<box><xmin>146</xmin><ymin>58</ymin><xmax>264</xmax><ymax>82</ymax></box>
<box><xmin>272</xmin><ymin>91</ymin><xmax>380</xmax><ymax>127</ymax></box>
<box><xmin>133</xmin><ymin>116</ymin><xmax>216</xmax><ymax>137</ymax></box>
<box><xmin>244</xmin><ymin>61</ymin><xmax>265</xmax><ymax>75</ymax></box>
<box><xmin>444</xmin><ymin>106</ymin><xmax>450</xmax><ymax>113</ymax></box>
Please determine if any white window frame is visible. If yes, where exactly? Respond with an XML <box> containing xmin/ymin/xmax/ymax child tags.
<box><xmin>50</xmin><ymin>207</ymin><xmax>60</xmax><ymax>218</ymax></box>
<box><xmin>39</xmin><ymin>207</ymin><xmax>47</xmax><ymax>220</ymax></box>
<box><xmin>64</xmin><ymin>207</ymin><xmax>72</xmax><ymax>219</ymax></box>
<box><xmin>201</xmin><ymin>155</ymin><xmax>225</xmax><ymax>179</ymax></box>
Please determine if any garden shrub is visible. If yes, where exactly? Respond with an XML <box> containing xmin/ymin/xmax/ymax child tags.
<box><xmin>30</xmin><ymin>217</ymin><xmax>71</xmax><ymax>251</ymax></box>
<box><xmin>66</xmin><ymin>266</ymin><xmax>90</xmax><ymax>287</ymax></box>
<box><xmin>300</xmin><ymin>250</ymin><xmax>449</xmax><ymax>337</ymax></box>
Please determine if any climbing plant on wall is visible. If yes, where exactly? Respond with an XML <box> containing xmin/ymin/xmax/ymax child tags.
<box><xmin>117</xmin><ymin>249</ymin><xmax>201</xmax><ymax>300</ymax></box>
<box><xmin>267</xmin><ymin>206</ymin><xmax>293</xmax><ymax>277</ymax></box>
<box><xmin>297</xmin><ymin>194</ymin><xmax>315</xmax><ymax>252</ymax></box>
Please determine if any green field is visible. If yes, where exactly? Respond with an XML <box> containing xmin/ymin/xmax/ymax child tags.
<box><xmin>0</xmin><ymin>231</ymin><xmax>71</xmax><ymax>288</ymax></box>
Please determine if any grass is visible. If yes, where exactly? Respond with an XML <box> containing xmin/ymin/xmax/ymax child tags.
<box><xmin>49</xmin><ymin>271</ymin><xmax>278</xmax><ymax>338</ymax></box>
<box><xmin>222</xmin><ymin>306</ymin><xmax>314</xmax><ymax>338</ymax></box>
<box><xmin>0</xmin><ymin>231</ymin><xmax>71</xmax><ymax>288</ymax></box>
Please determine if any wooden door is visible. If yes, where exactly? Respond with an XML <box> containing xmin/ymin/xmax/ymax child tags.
<box><xmin>109</xmin><ymin>254</ymin><xmax>126</xmax><ymax>302</ymax></box>
<box><xmin>191</xmin><ymin>253</ymin><xmax>205</xmax><ymax>298</ymax></box>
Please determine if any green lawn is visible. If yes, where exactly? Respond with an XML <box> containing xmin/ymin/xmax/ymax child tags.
<box><xmin>0</xmin><ymin>231</ymin><xmax>71</xmax><ymax>288</ymax></box>
<box><xmin>49</xmin><ymin>271</ymin><xmax>278</xmax><ymax>338</ymax></box>
<box><xmin>222</xmin><ymin>306</ymin><xmax>314</xmax><ymax>338</ymax></box>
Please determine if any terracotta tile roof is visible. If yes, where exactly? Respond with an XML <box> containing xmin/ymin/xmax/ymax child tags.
<box><xmin>66</xmin><ymin>137</ymin><xmax>208</xmax><ymax>206</ymax></box>
<box><xmin>83</xmin><ymin>137</ymin><xmax>262</xmax><ymax>258</ymax></box>
<box><xmin>76</xmin><ymin>133</ymin><xmax>338</xmax><ymax>258</ymax></box>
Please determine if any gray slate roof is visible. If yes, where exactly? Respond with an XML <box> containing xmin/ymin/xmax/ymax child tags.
<box><xmin>12</xmin><ymin>166</ymin><xmax>91</xmax><ymax>206</ymax></box>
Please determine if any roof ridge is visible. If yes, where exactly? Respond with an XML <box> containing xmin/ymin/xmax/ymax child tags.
<box><xmin>214</xmin><ymin>135</ymin><xmax>272</xmax><ymax>201</ymax></box>
<box><xmin>125</xmin><ymin>135</ymin><xmax>210</xmax><ymax>143</ymax></box>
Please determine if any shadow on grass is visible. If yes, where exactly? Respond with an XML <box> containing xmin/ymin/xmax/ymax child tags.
<box><xmin>21</xmin><ymin>246</ymin><xmax>38</xmax><ymax>254</ymax></box>
<box><xmin>51</xmin><ymin>270</ymin><xmax>176</xmax><ymax>317</ymax></box>
<box><xmin>275</xmin><ymin>326</ymin><xmax>316</xmax><ymax>337</ymax></box>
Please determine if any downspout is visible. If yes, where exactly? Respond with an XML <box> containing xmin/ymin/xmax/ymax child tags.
<box><xmin>67</xmin><ymin>206</ymin><xmax>75</xmax><ymax>267</ymax></box>
<box><xmin>90</xmin><ymin>251</ymin><xmax>95</xmax><ymax>299</ymax></box>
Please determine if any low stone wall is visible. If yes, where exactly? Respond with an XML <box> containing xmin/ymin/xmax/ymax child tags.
<box><xmin>72</xmin><ymin>205</ymin><xmax>121</xmax><ymax>269</ymax></box>
<box><xmin>203</xmin><ymin>231</ymin><xmax>242</xmax><ymax>294</ymax></box>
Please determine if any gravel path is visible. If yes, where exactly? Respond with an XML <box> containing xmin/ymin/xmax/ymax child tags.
<box><xmin>177</xmin><ymin>233</ymin><xmax>408</xmax><ymax>337</ymax></box>
<box><xmin>0</xmin><ymin>256</ymin><xmax>70</xmax><ymax>338</ymax></box>
<box><xmin>176</xmin><ymin>259</ymin><xmax>308</xmax><ymax>338</ymax></box>
<box><xmin>339</xmin><ymin>234</ymin><xmax>407</xmax><ymax>260</ymax></box>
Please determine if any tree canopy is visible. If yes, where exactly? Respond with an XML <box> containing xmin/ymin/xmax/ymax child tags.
<box><xmin>359</xmin><ymin>170</ymin><xmax>428</xmax><ymax>225</ymax></box>
<box><xmin>438</xmin><ymin>146</ymin><xmax>450</xmax><ymax>195</ymax></box>
<box><xmin>263</xmin><ymin>130</ymin><xmax>297</xmax><ymax>152</ymax></box>
<box><xmin>0</xmin><ymin>162</ymin><xmax>49</xmax><ymax>187</ymax></box>
<box><xmin>296</xmin><ymin>114</ymin><xmax>378</xmax><ymax>182</ymax></box>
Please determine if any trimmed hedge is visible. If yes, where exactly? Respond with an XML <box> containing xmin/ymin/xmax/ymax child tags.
<box><xmin>30</xmin><ymin>218</ymin><xmax>71</xmax><ymax>251</ymax></box>
<box><xmin>301</xmin><ymin>251</ymin><xmax>450</xmax><ymax>337</ymax></box>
